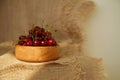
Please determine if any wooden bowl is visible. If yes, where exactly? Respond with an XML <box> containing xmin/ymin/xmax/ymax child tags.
<box><xmin>15</xmin><ymin>45</ymin><xmax>59</xmax><ymax>62</ymax></box>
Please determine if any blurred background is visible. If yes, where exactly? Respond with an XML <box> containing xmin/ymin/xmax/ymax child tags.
<box><xmin>86</xmin><ymin>0</ymin><xmax>120</xmax><ymax>80</ymax></box>
<box><xmin>0</xmin><ymin>0</ymin><xmax>120</xmax><ymax>80</ymax></box>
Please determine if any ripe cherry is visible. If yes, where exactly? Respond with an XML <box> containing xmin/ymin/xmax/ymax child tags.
<box><xmin>26</xmin><ymin>40</ymin><xmax>33</xmax><ymax>46</ymax></box>
<box><xmin>44</xmin><ymin>35</ymin><xmax>52</xmax><ymax>41</ymax></box>
<box><xmin>40</xmin><ymin>41</ymin><xmax>47</xmax><ymax>46</ymax></box>
<box><xmin>23</xmin><ymin>43</ymin><xmax>27</xmax><ymax>46</ymax></box>
<box><xmin>24</xmin><ymin>36</ymin><xmax>32</xmax><ymax>42</ymax></box>
<box><xmin>34</xmin><ymin>26</ymin><xmax>40</xmax><ymax>30</ymax></box>
<box><xmin>33</xmin><ymin>40</ymin><xmax>40</xmax><ymax>46</ymax></box>
<box><xmin>18</xmin><ymin>41</ymin><xmax>25</xmax><ymax>45</ymax></box>
<box><xmin>19</xmin><ymin>35</ymin><xmax>26</xmax><ymax>40</ymax></box>
<box><xmin>34</xmin><ymin>30</ymin><xmax>41</xmax><ymax>36</ymax></box>
<box><xmin>34</xmin><ymin>26</ymin><xmax>42</xmax><ymax>36</ymax></box>
<box><xmin>47</xmin><ymin>39</ymin><xmax>55</xmax><ymax>46</ymax></box>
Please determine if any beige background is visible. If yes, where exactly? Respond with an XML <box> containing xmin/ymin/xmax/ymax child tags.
<box><xmin>0</xmin><ymin>0</ymin><xmax>120</xmax><ymax>80</ymax></box>
<box><xmin>86</xmin><ymin>0</ymin><xmax>120</xmax><ymax>80</ymax></box>
<box><xmin>0</xmin><ymin>0</ymin><xmax>94</xmax><ymax>44</ymax></box>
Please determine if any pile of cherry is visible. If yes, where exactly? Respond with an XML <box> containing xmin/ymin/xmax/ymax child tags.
<box><xmin>18</xmin><ymin>26</ymin><xmax>57</xmax><ymax>46</ymax></box>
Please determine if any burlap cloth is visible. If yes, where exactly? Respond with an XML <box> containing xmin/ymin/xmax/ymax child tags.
<box><xmin>0</xmin><ymin>41</ymin><xmax>105</xmax><ymax>80</ymax></box>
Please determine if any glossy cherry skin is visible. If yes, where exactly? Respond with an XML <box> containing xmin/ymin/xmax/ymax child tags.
<box><xmin>47</xmin><ymin>39</ymin><xmax>55</xmax><ymax>46</ymax></box>
<box><xmin>33</xmin><ymin>40</ymin><xmax>40</xmax><ymax>46</ymax></box>
<box><xmin>40</xmin><ymin>41</ymin><xmax>47</xmax><ymax>46</ymax></box>
<box><xmin>26</xmin><ymin>40</ymin><xmax>33</xmax><ymax>46</ymax></box>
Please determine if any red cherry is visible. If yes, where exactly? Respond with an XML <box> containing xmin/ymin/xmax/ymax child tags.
<box><xmin>19</xmin><ymin>35</ymin><xmax>26</xmax><ymax>40</ymax></box>
<box><xmin>18</xmin><ymin>41</ymin><xmax>25</xmax><ymax>45</ymax></box>
<box><xmin>34</xmin><ymin>26</ymin><xmax>42</xmax><ymax>36</ymax></box>
<box><xmin>26</xmin><ymin>40</ymin><xmax>33</xmax><ymax>46</ymax></box>
<box><xmin>34</xmin><ymin>30</ymin><xmax>41</xmax><ymax>36</ymax></box>
<box><xmin>40</xmin><ymin>41</ymin><xmax>47</xmax><ymax>46</ymax></box>
<box><xmin>44</xmin><ymin>36</ymin><xmax>52</xmax><ymax>41</ymax></box>
<box><xmin>41</xmin><ymin>32</ymin><xmax>46</xmax><ymax>36</ymax></box>
<box><xmin>34</xmin><ymin>27</ymin><xmax>45</xmax><ymax>36</ymax></box>
<box><xmin>33</xmin><ymin>40</ymin><xmax>40</xmax><ymax>46</ymax></box>
<box><xmin>24</xmin><ymin>36</ymin><xmax>32</xmax><ymax>42</ymax></box>
<box><xmin>47</xmin><ymin>39</ymin><xmax>55</xmax><ymax>46</ymax></box>
<box><xmin>23</xmin><ymin>43</ymin><xmax>27</xmax><ymax>46</ymax></box>
<box><xmin>27</xmin><ymin>34</ymin><xmax>33</xmax><ymax>40</ymax></box>
<box><xmin>34</xmin><ymin>26</ymin><xmax>41</xmax><ymax>30</ymax></box>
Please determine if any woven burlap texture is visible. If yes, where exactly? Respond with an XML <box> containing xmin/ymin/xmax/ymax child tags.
<box><xmin>0</xmin><ymin>41</ymin><xmax>105</xmax><ymax>80</ymax></box>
